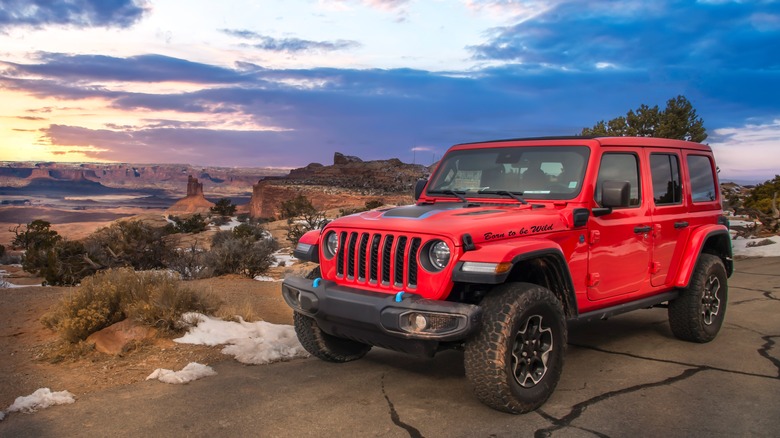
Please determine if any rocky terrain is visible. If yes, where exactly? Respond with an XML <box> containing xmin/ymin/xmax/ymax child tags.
<box><xmin>248</xmin><ymin>152</ymin><xmax>429</xmax><ymax>217</ymax></box>
<box><xmin>0</xmin><ymin>162</ymin><xmax>289</xmax><ymax>196</ymax></box>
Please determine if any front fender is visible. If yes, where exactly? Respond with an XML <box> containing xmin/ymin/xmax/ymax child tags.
<box><xmin>451</xmin><ymin>238</ymin><xmax>578</xmax><ymax>318</ymax></box>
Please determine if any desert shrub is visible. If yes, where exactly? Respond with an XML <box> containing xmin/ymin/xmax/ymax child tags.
<box><xmin>165</xmin><ymin>214</ymin><xmax>208</xmax><ymax>234</ymax></box>
<box><xmin>236</xmin><ymin>213</ymin><xmax>251</xmax><ymax>223</ymax></box>
<box><xmin>205</xmin><ymin>236</ymin><xmax>278</xmax><ymax>278</ymax></box>
<box><xmin>123</xmin><ymin>272</ymin><xmax>219</xmax><ymax>331</ymax></box>
<box><xmin>42</xmin><ymin>240</ymin><xmax>98</xmax><ymax>286</ymax></box>
<box><xmin>165</xmin><ymin>243</ymin><xmax>209</xmax><ymax>280</ymax></box>
<box><xmin>365</xmin><ymin>199</ymin><xmax>384</xmax><ymax>210</ymax></box>
<box><xmin>210</xmin><ymin>215</ymin><xmax>230</xmax><ymax>226</ymax></box>
<box><xmin>40</xmin><ymin>270</ymin><xmax>126</xmax><ymax>342</ymax></box>
<box><xmin>231</xmin><ymin>222</ymin><xmax>269</xmax><ymax>240</ymax></box>
<box><xmin>41</xmin><ymin>268</ymin><xmax>219</xmax><ymax>342</ymax></box>
<box><xmin>84</xmin><ymin>220</ymin><xmax>174</xmax><ymax>271</ymax></box>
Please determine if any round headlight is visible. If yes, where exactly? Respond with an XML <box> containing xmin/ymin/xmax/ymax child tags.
<box><xmin>324</xmin><ymin>231</ymin><xmax>339</xmax><ymax>259</ymax></box>
<box><xmin>428</xmin><ymin>240</ymin><xmax>451</xmax><ymax>270</ymax></box>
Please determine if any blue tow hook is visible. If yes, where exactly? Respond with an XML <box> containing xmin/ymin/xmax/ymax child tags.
<box><xmin>395</xmin><ymin>291</ymin><xmax>405</xmax><ymax>302</ymax></box>
<box><xmin>313</xmin><ymin>278</ymin><xmax>322</xmax><ymax>288</ymax></box>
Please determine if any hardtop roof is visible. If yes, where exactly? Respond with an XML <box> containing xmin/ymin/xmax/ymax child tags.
<box><xmin>452</xmin><ymin>136</ymin><xmax>712</xmax><ymax>152</ymax></box>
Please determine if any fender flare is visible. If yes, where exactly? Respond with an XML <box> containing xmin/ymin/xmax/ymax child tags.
<box><xmin>673</xmin><ymin>225</ymin><xmax>733</xmax><ymax>288</ymax></box>
<box><xmin>452</xmin><ymin>239</ymin><xmax>578</xmax><ymax>318</ymax></box>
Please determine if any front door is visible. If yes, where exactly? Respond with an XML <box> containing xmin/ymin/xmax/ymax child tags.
<box><xmin>587</xmin><ymin>151</ymin><xmax>652</xmax><ymax>300</ymax></box>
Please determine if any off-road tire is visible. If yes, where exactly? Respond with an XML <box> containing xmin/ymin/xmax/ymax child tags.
<box><xmin>464</xmin><ymin>282</ymin><xmax>566</xmax><ymax>414</ymax></box>
<box><xmin>293</xmin><ymin>311</ymin><xmax>371</xmax><ymax>362</ymax></box>
<box><xmin>668</xmin><ymin>253</ymin><xmax>728</xmax><ymax>343</ymax></box>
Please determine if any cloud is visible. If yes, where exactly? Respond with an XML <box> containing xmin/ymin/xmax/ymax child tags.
<box><xmin>0</xmin><ymin>0</ymin><xmax>148</xmax><ymax>29</ymax></box>
<box><xmin>3</xmin><ymin>53</ymin><xmax>252</xmax><ymax>83</ymax></box>
<box><xmin>221</xmin><ymin>29</ymin><xmax>361</xmax><ymax>53</ymax></box>
<box><xmin>710</xmin><ymin>119</ymin><xmax>780</xmax><ymax>183</ymax></box>
<box><xmin>469</xmin><ymin>1</ymin><xmax>780</xmax><ymax>71</ymax></box>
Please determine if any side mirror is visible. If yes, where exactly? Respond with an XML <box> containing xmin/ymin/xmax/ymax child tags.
<box><xmin>593</xmin><ymin>180</ymin><xmax>630</xmax><ymax>217</ymax></box>
<box><xmin>414</xmin><ymin>179</ymin><xmax>428</xmax><ymax>200</ymax></box>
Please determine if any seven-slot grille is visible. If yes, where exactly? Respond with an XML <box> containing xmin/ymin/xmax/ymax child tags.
<box><xmin>335</xmin><ymin>231</ymin><xmax>423</xmax><ymax>289</ymax></box>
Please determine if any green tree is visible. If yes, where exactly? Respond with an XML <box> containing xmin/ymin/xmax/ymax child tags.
<box><xmin>581</xmin><ymin>95</ymin><xmax>707</xmax><ymax>142</ymax></box>
<box><xmin>741</xmin><ymin>175</ymin><xmax>780</xmax><ymax>233</ymax></box>
<box><xmin>165</xmin><ymin>214</ymin><xmax>208</xmax><ymax>234</ymax></box>
<box><xmin>11</xmin><ymin>219</ymin><xmax>61</xmax><ymax>251</ymax></box>
<box><xmin>210</xmin><ymin>198</ymin><xmax>237</xmax><ymax>217</ymax></box>
<box><xmin>278</xmin><ymin>194</ymin><xmax>317</xmax><ymax>220</ymax></box>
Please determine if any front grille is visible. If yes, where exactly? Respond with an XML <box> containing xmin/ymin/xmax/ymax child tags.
<box><xmin>335</xmin><ymin>231</ymin><xmax>422</xmax><ymax>290</ymax></box>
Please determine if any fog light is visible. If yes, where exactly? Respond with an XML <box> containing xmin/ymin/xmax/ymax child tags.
<box><xmin>399</xmin><ymin>311</ymin><xmax>464</xmax><ymax>335</ymax></box>
<box><xmin>413</xmin><ymin>314</ymin><xmax>427</xmax><ymax>331</ymax></box>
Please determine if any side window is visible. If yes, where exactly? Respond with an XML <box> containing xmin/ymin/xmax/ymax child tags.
<box><xmin>595</xmin><ymin>153</ymin><xmax>641</xmax><ymax>207</ymax></box>
<box><xmin>687</xmin><ymin>155</ymin><xmax>717</xmax><ymax>202</ymax></box>
<box><xmin>650</xmin><ymin>153</ymin><xmax>682</xmax><ymax>205</ymax></box>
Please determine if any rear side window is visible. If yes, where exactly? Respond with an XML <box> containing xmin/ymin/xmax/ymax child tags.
<box><xmin>651</xmin><ymin>153</ymin><xmax>682</xmax><ymax>205</ymax></box>
<box><xmin>687</xmin><ymin>155</ymin><xmax>717</xmax><ymax>202</ymax></box>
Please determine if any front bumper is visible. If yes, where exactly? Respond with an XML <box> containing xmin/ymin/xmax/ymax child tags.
<box><xmin>281</xmin><ymin>276</ymin><xmax>482</xmax><ymax>357</ymax></box>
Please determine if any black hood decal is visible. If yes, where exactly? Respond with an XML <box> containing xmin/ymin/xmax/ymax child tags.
<box><xmin>382</xmin><ymin>204</ymin><xmax>462</xmax><ymax>219</ymax></box>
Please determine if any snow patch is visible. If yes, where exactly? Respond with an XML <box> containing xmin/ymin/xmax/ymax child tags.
<box><xmin>146</xmin><ymin>362</ymin><xmax>217</xmax><ymax>384</ymax></box>
<box><xmin>732</xmin><ymin>235</ymin><xmax>780</xmax><ymax>257</ymax></box>
<box><xmin>271</xmin><ymin>250</ymin><xmax>296</xmax><ymax>267</ymax></box>
<box><xmin>218</xmin><ymin>218</ymin><xmax>242</xmax><ymax>230</ymax></box>
<box><xmin>174</xmin><ymin>313</ymin><xmax>308</xmax><ymax>365</ymax></box>
<box><xmin>2</xmin><ymin>388</ymin><xmax>75</xmax><ymax>419</ymax></box>
<box><xmin>254</xmin><ymin>275</ymin><xmax>282</xmax><ymax>282</ymax></box>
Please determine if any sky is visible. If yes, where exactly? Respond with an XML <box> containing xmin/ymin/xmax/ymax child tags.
<box><xmin>0</xmin><ymin>0</ymin><xmax>778</xmax><ymax>183</ymax></box>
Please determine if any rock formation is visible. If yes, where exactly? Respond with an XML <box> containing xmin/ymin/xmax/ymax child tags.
<box><xmin>248</xmin><ymin>152</ymin><xmax>428</xmax><ymax>218</ymax></box>
<box><xmin>166</xmin><ymin>176</ymin><xmax>215</xmax><ymax>215</ymax></box>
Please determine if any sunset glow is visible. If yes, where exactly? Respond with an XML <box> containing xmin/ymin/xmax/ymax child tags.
<box><xmin>0</xmin><ymin>0</ymin><xmax>778</xmax><ymax>181</ymax></box>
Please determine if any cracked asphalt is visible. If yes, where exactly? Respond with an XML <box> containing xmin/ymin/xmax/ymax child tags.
<box><xmin>2</xmin><ymin>257</ymin><xmax>779</xmax><ymax>437</ymax></box>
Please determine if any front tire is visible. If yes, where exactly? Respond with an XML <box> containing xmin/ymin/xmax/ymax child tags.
<box><xmin>668</xmin><ymin>253</ymin><xmax>728</xmax><ymax>343</ymax></box>
<box><xmin>293</xmin><ymin>312</ymin><xmax>371</xmax><ymax>362</ymax></box>
<box><xmin>464</xmin><ymin>283</ymin><xmax>566</xmax><ymax>414</ymax></box>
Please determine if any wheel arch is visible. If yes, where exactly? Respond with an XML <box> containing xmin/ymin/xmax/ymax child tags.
<box><xmin>674</xmin><ymin>225</ymin><xmax>733</xmax><ymax>288</ymax></box>
<box><xmin>452</xmin><ymin>239</ymin><xmax>578</xmax><ymax>318</ymax></box>
<box><xmin>504</xmin><ymin>251</ymin><xmax>579</xmax><ymax>319</ymax></box>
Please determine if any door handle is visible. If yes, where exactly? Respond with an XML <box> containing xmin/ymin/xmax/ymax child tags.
<box><xmin>674</xmin><ymin>221</ymin><xmax>689</xmax><ymax>229</ymax></box>
<box><xmin>634</xmin><ymin>225</ymin><xmax>652</xmax><ymax>233</ymax></box>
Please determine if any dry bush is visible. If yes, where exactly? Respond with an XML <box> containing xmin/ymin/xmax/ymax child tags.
<box><xmin>41</xmin><ymin>268</ymin><xmax>220</xmax><ymax>343</ymax></box>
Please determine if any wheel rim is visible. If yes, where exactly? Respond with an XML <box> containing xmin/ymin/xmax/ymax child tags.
<box><xmin>701</xmin><ymin>274</ymin><xmax>721</xmax><ymax>325</ymax></box>
<box><xmin>511</xmin><ymin>314</ymin><xmax>554</xmax><ymax>388</ymax></box>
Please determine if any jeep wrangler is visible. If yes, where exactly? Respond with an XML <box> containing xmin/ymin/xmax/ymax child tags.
<box><xmin>282</xmin><ymin>136</ymin><xmax>732</xmax><ymax>414</ymax></box>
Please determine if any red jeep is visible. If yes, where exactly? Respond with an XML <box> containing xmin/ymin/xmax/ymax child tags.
<box><xmin>282</xmin><ymin>136</ymin><xmax>732</xmax><ymax>413</ymax></box>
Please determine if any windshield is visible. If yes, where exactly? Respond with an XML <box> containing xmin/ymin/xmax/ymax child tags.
<box><xmin>427</xmin><ymin>146</ymin><xmax>590</xmax><ymax>200</ymax></box>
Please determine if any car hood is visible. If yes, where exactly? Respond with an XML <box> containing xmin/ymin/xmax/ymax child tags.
<box><xmin>327</xmin><ymin>202</ymin><xmax>573</xmax><ymax>246</ymax></box>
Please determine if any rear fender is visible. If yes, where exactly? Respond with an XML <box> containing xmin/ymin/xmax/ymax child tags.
<box><xmin>674</xmin><ymin>225</ymin><xmax>733</xmax><ymax>288</ymax></box>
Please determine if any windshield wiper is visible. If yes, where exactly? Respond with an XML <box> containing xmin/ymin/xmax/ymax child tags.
<box><xmin>428</xmin><ymin>189</ymin><xmax>475</xmax><ymax>204</ymax></box>
<box><xmin>478</xmin><ymin>189</ymin><xmax>528</xmax><ymax>205</ymax></box>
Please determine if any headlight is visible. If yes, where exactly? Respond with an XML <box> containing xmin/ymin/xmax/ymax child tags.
<box><xmin>428</xmin><ymin>240</ymin><xmax>451</xmax><ymax>270</ymax></box>
<box><xmin>323</xmin><ymin>231</ymin><xmax>339</xmax><ymax>259</ymax></box>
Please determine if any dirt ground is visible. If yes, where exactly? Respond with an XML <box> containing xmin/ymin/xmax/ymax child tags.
<box><xmin>0</xmin><ymin>265</ymin><xmax>297</xmax><ymax>409</ymax></box>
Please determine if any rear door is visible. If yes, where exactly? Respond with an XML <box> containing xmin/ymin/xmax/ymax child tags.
<box><xmin>647</xmin><ymin>150</ymin><xmax>688</xmax><ymax>286</ymax></box>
